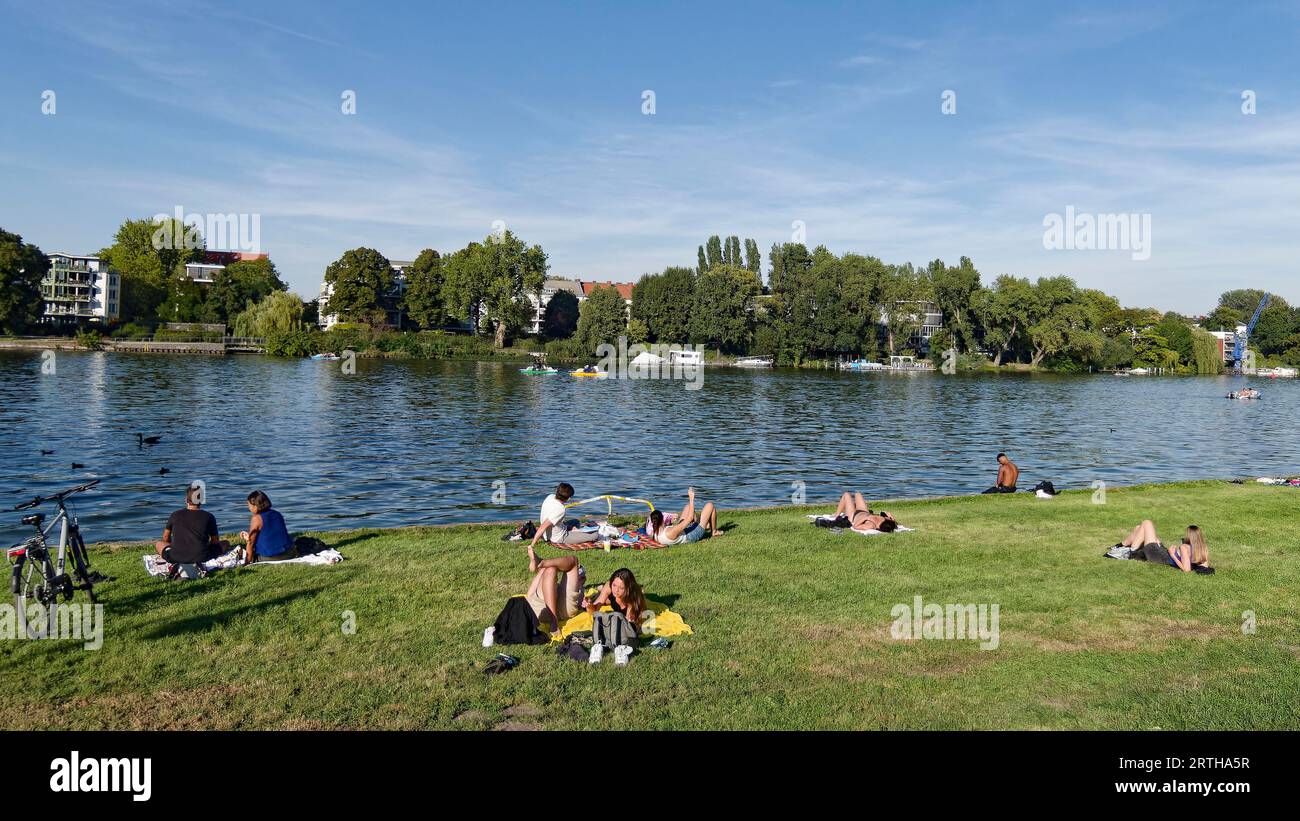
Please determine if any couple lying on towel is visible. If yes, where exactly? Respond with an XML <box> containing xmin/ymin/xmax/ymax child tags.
<box><xmin>526</xmin><ymin>483</ymin><xmax>723</xmax><ymax>549</ymax></box>
<box><xmin>816</xmin><ymin>491</ymin><xmax>901</xmax><ymax>533</ymax></box>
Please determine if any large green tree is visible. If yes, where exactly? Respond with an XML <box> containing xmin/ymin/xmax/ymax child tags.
<box><xmin>971</xmin><ymin>275</ymin><xmax>1036</xmax><ymax>366</ymax></box>
<box><xmin>630</xmin><ymin>266</ymin><xmax>695</xmax><ymax>344</ymax></box>
<box><xmin>876</xmin><ymin>263</ymin><xmax>932</xmax><ymax>354</ymax></box>
<box><xmin>689</xmin><ymin>264</ymin><xmax>759</xmax><ymax>352</ymax></box>
<box><xmin>323</xmin><ymin>247</ymin><xmax>394</xmax><ymax>325</ymax></box>
<box><xmin>101</xmin><ymin>217</ymin><xmax>203</xmax><ymax>323</ymax></box>
<box><xmin>927</xmin><ymin>257</ymin><xmax>982</xmax><ymax>354</ymax></box>
<box><xmin>233</xmin><ymin>290</ymin><xmax>306</xmax><ymax>338</ymax></box>
<box><xmin>542</xmin><ymin>289</ymin><xmax>580</xmax><ymax>339</ymax></box>
<box><xmin>576</xmin><ymin>285</ymin><xmax>628</xmax><ymax>354</ymax></box>
<box><xmin>441</xmin><ymin>231</ymin><xmax>547</xmax><ymax>347</ymax></box>
<box><xmin>201</xmin><ymin>257</ymin><xmax>285</xmax><ymax>326</ymax></box>
<box><xmin>402</xmin><ymin>248</ymin><xmax>446</xmax><ymax>330</ymax></box>
<box><xmin>0</xmin><ymin>229</ymin><xmax>48</xmax><ymax>333</ymax></box>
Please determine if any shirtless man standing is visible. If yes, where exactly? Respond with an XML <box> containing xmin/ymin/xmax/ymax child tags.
<box><xmin>982</xmin><ymin>453</ymin><xmax>1019</xmax><ymax>494</ymax></box>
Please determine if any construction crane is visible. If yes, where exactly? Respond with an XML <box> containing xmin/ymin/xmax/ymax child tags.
<box><xmin>1233</xmin><ymin>293</ymin><xmax>1271</xmax><ymax>372</ymax></box>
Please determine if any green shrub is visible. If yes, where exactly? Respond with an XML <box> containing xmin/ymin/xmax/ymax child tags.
<box><xmin>75</xmin><ymin>328</ymin><xmax>103</xmax><ymax>350</ymax></box>
<box><xmin>110</xmin><ymin>322</ymin><xmax>154</xmax><ymax>340</ymax></box>
<box><xmin>265</xmin><ymin>328</ymin><xmax>320</xmax><ymax>357</ymax></box>
<box><xmin>544</xmin><ymin>337</ymin><xmax>587</xmax><ymax>362</ymax></box>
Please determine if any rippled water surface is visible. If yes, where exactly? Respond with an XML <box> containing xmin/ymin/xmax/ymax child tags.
<box><xmin>1</xmin><ymin>350</ymin><xmax>1295</xmax><ymax>543</ymax></box>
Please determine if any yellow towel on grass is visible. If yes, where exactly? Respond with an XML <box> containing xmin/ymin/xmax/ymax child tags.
<box><xmin>552</xmin><ymin>598</ymin><xmax>693</xmax><ymax>642</ymax></box>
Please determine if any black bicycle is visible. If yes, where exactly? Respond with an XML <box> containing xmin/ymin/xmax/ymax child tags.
<box><xmin>8</xmin><ymin>479</ymin><xmax>109</xmax><ymax>638</ymax></box>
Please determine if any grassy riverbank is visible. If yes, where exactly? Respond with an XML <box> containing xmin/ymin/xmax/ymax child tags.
<box><xmin>1</xmin><ymin>479</ymin><xmax>1297</xmax><ymax>730</ymax></box>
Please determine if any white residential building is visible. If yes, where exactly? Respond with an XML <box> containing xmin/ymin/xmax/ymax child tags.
<box><xmin>527</xmin><ymin>277</ymin><xmax>583</xmax><ymax>334</ymax></box>
<box><xmin>41</xmin><ymin>253</ymin><xmax>119</xmax><ymax>326</ymax></box>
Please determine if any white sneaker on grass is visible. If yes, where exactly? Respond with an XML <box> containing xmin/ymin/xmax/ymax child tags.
<box><xmin>613</xmin><ymin>645</ymin><xmax>632</xmax><ymax>666</ymax></box>
<box><xmin>588</xmin><ymin>644</ymin><xmax>604</xmax><ymax>664</ymax></box>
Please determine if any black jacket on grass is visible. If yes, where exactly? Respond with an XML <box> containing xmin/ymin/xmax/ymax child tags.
<box><xmin>493</xmin><ymin>597</ymin><xmax>550</xmax><ymax>645</ymax></box>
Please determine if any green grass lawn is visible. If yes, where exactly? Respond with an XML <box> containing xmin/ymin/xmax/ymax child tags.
<box><xmin>2</xmin><ymin>480</ymin><xmax>1297</xmax><ymax>730</ymax></box>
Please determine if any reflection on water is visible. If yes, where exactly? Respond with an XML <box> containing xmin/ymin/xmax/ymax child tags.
<box><xmin>1</xmin><ymin>350</ymin><xmax>1294</xmax><ymax>543</ymax></box>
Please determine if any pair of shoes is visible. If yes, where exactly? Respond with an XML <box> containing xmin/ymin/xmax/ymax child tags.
<box><xmin>483</xmin><ymin>653</ymin><xmax>519</xmax><ymax>675</ymax></box>
<box><xmin>588</xmin><ymin>644</ymin><xmax>633</xmax><ymax>665</ymax></box>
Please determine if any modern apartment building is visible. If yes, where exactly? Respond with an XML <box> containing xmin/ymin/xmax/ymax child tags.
<box><xmin>41</xmin><ymin>253</ymin><xmax>119</xmax><ymax>326</ymax></box>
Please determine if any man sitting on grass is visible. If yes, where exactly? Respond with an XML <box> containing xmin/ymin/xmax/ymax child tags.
<box><xmin>982</xmin><ymin>452</ymin><xmax>1019</xmax><ymax>494</ymax></box>
<box><xmin>155</xmin><ymin>484</ymin><xmax>229</xmax><ymax>565</ymax></box>
<box><xmin>527</xmin><ymin>482</ymin><xmax>599</xmax><ymax>549</ymax></box>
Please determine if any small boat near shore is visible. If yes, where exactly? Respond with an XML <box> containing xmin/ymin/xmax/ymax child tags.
<box><xmin>733</xmin><ymin>356</ymin><xmax>773</xmax><ymax>368</ymax></box>
<box><xmin>310</xmin><ymin>352</ymin><xmax>340</xmax><ymax>361</ymax></box>
<box><xmin>841</xmin><ymin>359</ymin><xmax>886</xmax><ymax>371</ymax></box>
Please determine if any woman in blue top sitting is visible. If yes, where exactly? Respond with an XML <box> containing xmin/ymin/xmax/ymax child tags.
<box><xmin>240</xmin><ymin>490</ymin><xmax>296</xmax><ymax>563</ymax></box>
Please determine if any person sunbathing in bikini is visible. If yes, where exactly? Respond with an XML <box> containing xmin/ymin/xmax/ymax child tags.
<box><xmin>829</xmin><ymin>491</ymin><xmax>899</xmax><ymax>532</ymax></box>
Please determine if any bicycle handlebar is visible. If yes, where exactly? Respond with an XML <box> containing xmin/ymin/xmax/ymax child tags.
<box><xmin>12</xmin><ymin>479</ymin><xmax>100</xmax><ymax>511</ymax></box>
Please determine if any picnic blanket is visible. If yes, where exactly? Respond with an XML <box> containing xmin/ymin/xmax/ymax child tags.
<box><xmin>143</xmin><ymin>545</ymin><xmax>344</xmax><ymax>578</ymax></box>
<box><xmin>552</xmin><ymin>597</ymin><xmax>693</xmax><ymax>641</ymax></box>
<box><xmin>805</xmin><ymin>514</ymin><xmax>916</xmax><ymax>536</ymax></box>
<box><xmin>549</xmin><ymin>527</ymin><xmax>669</xmax><ymax>551</ymax></box>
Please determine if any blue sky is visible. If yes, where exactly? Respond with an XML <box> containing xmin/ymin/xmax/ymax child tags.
<box><xmin>2</xmin><ymin>0</ymin><xmax>1298</xmax><ymax>313</ymax></box>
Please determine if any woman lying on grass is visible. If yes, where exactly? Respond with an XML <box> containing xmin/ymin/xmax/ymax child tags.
<box><xmin>649</xmin><ymin>487</ymin><xmax>723</xmax><ymax>545</ymax></box>
<box><xmin>1118</xmin><ymin>520</ymin><xmax>1210</xmax><ymax>572</ymax></box>
<box><xmin>827</xmin><ymin>491</ymin><xmax>899</xmax><ymax>533</ymax></box>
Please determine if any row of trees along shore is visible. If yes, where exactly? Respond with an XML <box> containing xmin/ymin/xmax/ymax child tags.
<box><xmin>4</xmin><ymin>223</ymin><xmax>1300</xmax><ymax>373</ymax></box>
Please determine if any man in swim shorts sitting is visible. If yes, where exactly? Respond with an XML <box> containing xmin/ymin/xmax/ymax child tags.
<box><xmin>982</xmin><ymin>452</ymin><xmax>1019</xmax><ymax>493</ymax></box>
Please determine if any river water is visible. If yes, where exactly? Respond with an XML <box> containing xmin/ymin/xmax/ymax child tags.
<box><xmin>0</xmin><ymin>350</ymin><xmax>1294</xmax><ymax>543</ymax></box>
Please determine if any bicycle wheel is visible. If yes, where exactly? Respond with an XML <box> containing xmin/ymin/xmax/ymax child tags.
<box><xmin>66</xmin><ymin>529</ymin><xmax>97</xmax><ymax>603</ymax></box>
<box><xmin>10</xmin><ymin>542</ymin><xmax>57</xmax><ymax>639</ymax></box>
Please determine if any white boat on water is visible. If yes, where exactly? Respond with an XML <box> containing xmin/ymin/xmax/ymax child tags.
<box><xmin>842</xmin><ymin>359</ymin><xmax>886</xmax><ymax>371</ymax></box>
<box><xmin>1258</xmin><ymin>367</ymin><xmax>1298</xmax><ymax>378</ymax></box>
<box><xmin>1128</xmin><ymin>367</ymin><xmax>1151</xmax><ymax>375</ymax></box>
<box><xmin>669</xmin><ymin>349</ymin><xmax>703</xmax><ymax>367</ymax></box>
<box><xmin>733</xmin><ymin>356</ymin><xmax>773</xmax><ymax>368</ymax></box>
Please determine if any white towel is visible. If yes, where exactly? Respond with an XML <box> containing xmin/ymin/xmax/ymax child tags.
<box><xmin>143</xmin><ymin>546</ymin><xmax>344</xmax><ymax>578</ymax></box>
